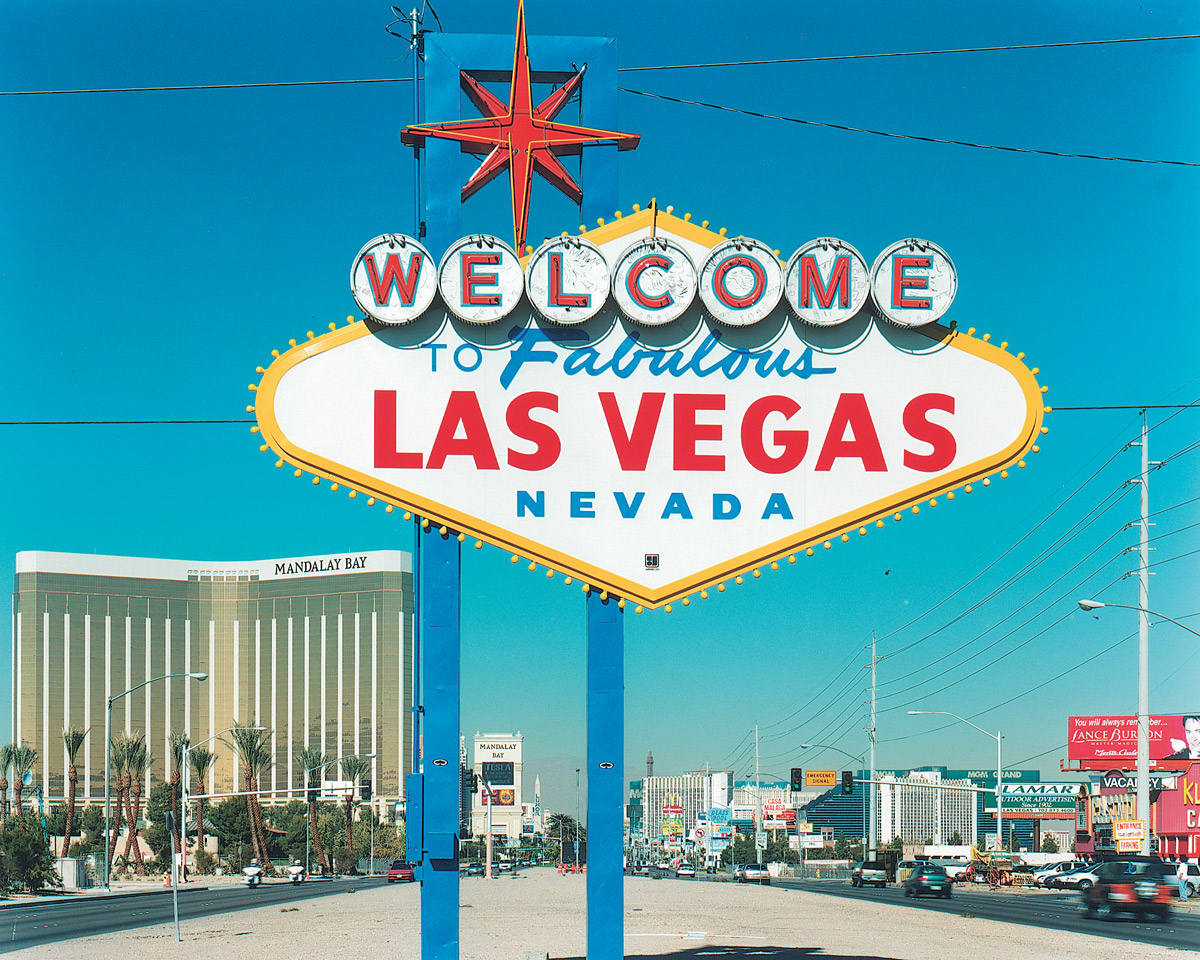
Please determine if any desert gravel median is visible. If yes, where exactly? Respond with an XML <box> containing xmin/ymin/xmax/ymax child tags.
<box><xmin>15</xmin><ymin>871</ymin><xmax>1190</xmax><ymax>960</ymax></box>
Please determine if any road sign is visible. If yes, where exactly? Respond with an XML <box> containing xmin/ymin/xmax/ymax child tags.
<box><xmin>805</xmin><ymin>770</ymin><xmax>836</xmax><ymax>788</ymax></box>
<box><xmin>1113</xmin><ymin>819</ymin><xmax>1145</xmax><ymax>841</ymax></box>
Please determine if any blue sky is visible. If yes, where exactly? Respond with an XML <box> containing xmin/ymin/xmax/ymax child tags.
<box><xmin>2</xmin><ymin>0</ymin><xmax>1198</xmax><ymax>812</ymax></box>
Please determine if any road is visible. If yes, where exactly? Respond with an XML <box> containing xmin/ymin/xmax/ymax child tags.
<box><xmin>0</xmin><ymin>876</ymin><xmax>391</xmax><ymax>953</ymax></box>
<box><xmin>769</xmin><ymin>876</ymin><xmax>1200</xmax><ymax>951</ymax></box>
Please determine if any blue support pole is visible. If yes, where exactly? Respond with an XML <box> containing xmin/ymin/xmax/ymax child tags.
<box><xmin>420</xmin><ymin>528</ymin><xmax>461</xmax><ymax>960</ymax></box>
<box><xmin>586</xmin><ymin>593</ymin><xmax>624</xmax><ymax>960</ymax></box>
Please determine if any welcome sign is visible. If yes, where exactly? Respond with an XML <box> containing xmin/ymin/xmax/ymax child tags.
<box><xmin>252</xmin><ymin>208</ymin><xmax>1045</xmax><ymax>609</ymax></box>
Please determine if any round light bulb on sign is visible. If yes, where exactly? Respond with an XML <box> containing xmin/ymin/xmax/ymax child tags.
<box><xmin>610</xmin><ymin>237</ymin><xmax>697</xmax><ymax>326</ymax></box>
<box><xmin>524</xmin><ymin>235</ymin><xmax>610</xmax><ymax>325</ymax></box>
<box><xmin>784</xmin><ymin>238</ymin><xmax>871</xmax><ymax>326</ymax></box>
<box><xmin>438</xmin><ymin>235</ymin><xmax>525</xmax><ymax>324</ymax></box>
<box><xmin>350</xmin><ymin>234</ymin><xmax>438</xmax><ymax>325</ymax></box>
<box><xmin>870</xmin><ymin>238</ymin><xmax>957</xmax><ymax>327</ymax></box>
<box><xmin>698</xmin><ymin>237</ymin><xmax>783</xmax><ymax>327</ymax></box>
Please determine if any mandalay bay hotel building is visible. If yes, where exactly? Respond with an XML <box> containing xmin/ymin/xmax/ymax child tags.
<box><xmin>12</xmin><ymin>550</ymin><xmax>413</xmax><ymax>817</ymax></box>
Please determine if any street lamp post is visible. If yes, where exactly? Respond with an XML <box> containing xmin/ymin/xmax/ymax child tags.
<box><xmin>303</xmin><ymin>753</ymin><xmax>375</xmax><ymax>876</ymax></box>
<box><xmin>177</xmin><ymin>724</ymin><xmax>263</xmax><ymax>942</ymax></box>
<box><xmin>908</xmin><ymin>711</ymin><xmax>1003</xmax><ymax>852</ymax></box>
<box><xmin>800</xmin><ymin>744</ymin><xmax>867</xmax><ymax>853</ymax></box>
<box><xmin>1078</xmin><ymin>598</ymin><xmax>1200</xmax><ymax>855</ymax></box>
<box><xmin>105</xmin><ymin>671</ymin><xmax>206</xmax><ymax>892</ymax></box>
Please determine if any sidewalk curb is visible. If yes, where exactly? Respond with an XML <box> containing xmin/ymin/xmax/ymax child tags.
<box><xmin>0</xmin><ymin>886</ymin><xmax>212</xmax><ymax>910</ymax></box>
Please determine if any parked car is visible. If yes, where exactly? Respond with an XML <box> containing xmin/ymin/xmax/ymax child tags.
<box><xmin>497</xmin><ymin>860</ymin><xmax>513</xmax><ymax>872</ymax></box>
<box><xmin>634</xmin><ymin>861</ymin><xmax>651</xmax><ymax>875</ymax></box>
<box><xmin>851</xmin><ymin>861</ymin><xmax>888</xmax><ymax>888</ymax></box>
<box><xmin>932</xmin><ymin>858</ymin><xmax>970</xmax><ymax>881</ymax></box>
<box><xmin>896</xmin><ymin>860</ymin><xmax>920</xmax><ymax>885</ymax></box>
<box><xmin>904</xmin><ymin>863</ymin><xmax>952</xmax><ymax>899</ymax></box>
<box><xmin>464</xmin><ymin>862</ymin><xmax>485</xmax><ymax>876</ymax></box>
<box><xmin>1050</xmin><ymin>864</ymin><xmax>1103</xmax><ymax>891</ymax></box>
<box><xmin>1034</xmin><ymin>860</ymin><xmax>1084</xmax><ymax>887</ymax></box>
<box><xmin>1084</xmin><ymin>859</ymin><xmax>1172</xmax><ymax>921</ymax></box>
<box><xmin>386</xmin><ymin>860</ymin><xmax>415</xmax><ymax>883</ymax></box>
<box><xmin>654</xmin><ymin>860</ymin><xmax>672</xmax><ymax>872</ymax></box>
<box><xmin>737</xmin><ymin>863</ymin><xmax>771</xmax><ymax>884</ymax></box>
<box><xmin>675</xmin><ymin>863</ymin><xmax>696</xmax><ymax>878</ymax></box>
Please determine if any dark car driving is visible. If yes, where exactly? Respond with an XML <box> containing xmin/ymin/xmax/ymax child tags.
<box><xmin>1083</xmin><ymin>859</ymin><xmax>1172</xmax><ymax>921</ymax></box>
<box><xmin>903</xmin><ymin>863</ymin><xmax>952</xmax><ymax>899</ymax></box>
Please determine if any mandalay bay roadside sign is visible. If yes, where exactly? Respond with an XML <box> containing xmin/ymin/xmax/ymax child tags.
<box><xmin>252</xmin><ymin>207</ymin><xmax>1046</xmax><ymax>609</ymax></box>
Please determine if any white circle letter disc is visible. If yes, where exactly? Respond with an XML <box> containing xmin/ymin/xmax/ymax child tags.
<box><xmin>784</xmin><ymin>238</ymin><xmax>871</xmax><ymax>326</ymax></box>
<box><xmin>870</xmin><ymin>239</ymin><xmax>958</xmax><ymax>327</ymax></box>
<box><xmin>438</xmin><ymin>235</ymin><xmax>525</xmax><ymax>324</ymax></box>
<box><xmin>524</xmin><ymin>236</ymin><xmax>610</xmax><ymax>325</ymax></box>
<box><xmin>611</xmin><ymin>237</ymin><xmax>697</xmax><ymax>326</ymax></box>
<box><xmin>699</xmin><ymin>238</ymin><xmax>783</xmax><ymax>327</ymax></box>
<box><xmin>350</xmin><ymin>234</ymin><xmax>437</xmax><ymax>325</ymax></box>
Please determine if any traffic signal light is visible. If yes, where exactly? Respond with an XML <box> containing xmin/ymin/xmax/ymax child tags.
<box><xmin>361</xmin><ymin>779</ymin><xmax>372</xmax><ymax>802</ymax></box>
<box><xmin>841</xmin><ymin>770</ymin><xmax>854</xmax><ymax>795</ymax></box>
<box><xmin>469</xmin><ymin>771</ymin><xmax>479</xmax><ymax>794</ymax></box>
<box><xmin>790</xmin><ymin>767</ymin><xmax>804</xmax><ymax>791</ymax></box>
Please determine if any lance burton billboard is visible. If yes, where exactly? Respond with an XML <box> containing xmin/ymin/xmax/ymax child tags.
<box><xmin>1068</xmin><ymin>715</ymin><xmax>1200</xmax><ymax>770</ymax></box>
<box><xmin>251</xmin><ymin>207</ymin><xmax>1046</xmax><ymax>609</ymax></box>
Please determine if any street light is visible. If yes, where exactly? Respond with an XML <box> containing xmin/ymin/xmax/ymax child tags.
<box><xmin>1078</xmin><ymin>598</ymin><xmax>1200</xmax><ymax>854</ymax></box>
<box><xmin>105</xmin><ymin>671</ymin><xmax>207</xmax><ymax>892</ymax></box>
<box><xmin>176</xmin><ymin>724</ymin><xmax>263</xmax><ymax>942</ymax></box>
<box><xmin>907</xmin><ymin>711</ymin><xmax>1004</xmax><ymax>852</ymax></box>
<box><xmin>800</xmin><ymin>743</ymin><xmax>868</xmax><ymax>853</ymax></box>
<box><xmin>303</xmin><ymin>753</ymin><xmax>375</xmax><ymax>876</ymax></box>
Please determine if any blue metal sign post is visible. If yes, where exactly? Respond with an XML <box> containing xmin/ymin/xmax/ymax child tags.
<box><xmin>417</xmin><ymin>528</ymin><xmax>461</xmax><ymax>960</ymax></box>
<box><xmin>587</xmin><ymin>593</ymin><xmax>624</xmax><ymax>959</ymax></box>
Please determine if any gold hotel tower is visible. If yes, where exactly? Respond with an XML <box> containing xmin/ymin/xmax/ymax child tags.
<box><xmin>12</xmin><ymin>550</ymin><xmax>413</xmax><ymax>814</ymax></box>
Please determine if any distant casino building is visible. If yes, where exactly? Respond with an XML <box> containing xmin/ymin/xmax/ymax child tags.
<box><xmin>12</xmin><ymin>550</ymin><xmax>413</xmax><ymax>814</ymax></box>
<box><xmin>878</xmin><ymin>770</ymin><xmax>976</xmax><ymax>845</ymax></box>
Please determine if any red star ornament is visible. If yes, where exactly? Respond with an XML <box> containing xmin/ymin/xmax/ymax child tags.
<box><xmin>402</xmin><ymin>0</ymin><xmax>640</xmax><ymax>253</ymax></box>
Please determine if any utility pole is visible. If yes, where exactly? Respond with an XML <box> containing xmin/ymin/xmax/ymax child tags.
<box><xmin>755</xmin><ymin>722</ymin><xmax>761</xmax><ymax>867</ymax></box>
<box><xmin>868</xmin><ymin>633</ymin><xmax>877</xmax><ymax>860</ymax></box>
<box><xmin>1136</xmin><ymin>411</ymin><xmax>1151</xmax><ymax>855</ymax></box>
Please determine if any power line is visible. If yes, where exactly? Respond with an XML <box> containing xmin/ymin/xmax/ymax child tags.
<box><xmin>0</xmin><ymin>419</ymin><xmax>254</xmax><ymax>425</ymax></box>
<box><xmin>0</xmin><ymin>78</ymin><xmax>412</xmax><ymax>97</ymax></box>
<box><xmin>618</xmin><ymin>88</ymin><xmax>1200</xmax><ymax>168</ymax></box>
<box><xmin>617</xmin><ymin>34</ymin><xmax>1200</xmax><ymax>72</ymax></box>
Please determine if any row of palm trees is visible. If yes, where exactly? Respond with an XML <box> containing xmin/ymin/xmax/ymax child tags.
<box><xmin>7</xmin><ymin>724</ymin><xmax>376</xmax><ymax>876</ymax></box>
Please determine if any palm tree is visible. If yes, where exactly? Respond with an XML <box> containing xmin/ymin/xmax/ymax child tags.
<box><xmin>168</xmin><ymin>732</ymin><xmax>189</xmax><ymax>873</ymax></box>
<box><xmin>297</xmin><ymin>747</ymin><xmax>330</xmax><ymax>875</ymax></box>
<box><xmin>0</xmin><ymin>744</ymin><xmax>14</xmax><ymax>826</ymax></box>
<box><xmin>225</xmin><ymin>723</ymin><xmax>272</xmax><ymax>867</ymax></box>
<box><xmin>61</xmin><ymin>728</ymin><xmax>89</xmax><ymax>856</ymax></box>
<box><xmin>246</xmin><ymin>738</ymin><xmax>274</xmax><ymax>869</ymax></box>
<box><xmin>108</xmin><ymin>736</ymin><xmax>129</xmax><ymax>866</ymax></box>
<box><xmin>340</xmin><ymin>755</ymin><xmax>372</xmax><ymax>873</ymax></box>
<box><xmin>10</xmin><ymin>744</ymin><xmax>37</xmax><ymax>816</ymax></box>
<box><xmin>122</xmin><ymin>734</ymin><xmax>150</xmax><ymax>874</ymax></box>
<box><xmin>187</xmin><ymin>747</ymin><xmax>214</xmax><ymax>871</ymax></box>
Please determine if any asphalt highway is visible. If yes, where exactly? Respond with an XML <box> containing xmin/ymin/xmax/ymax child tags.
<box><xmin>0</xmin><ymin>876</ymin><xmax>391</xmax><ymax>953</ymax></box>
<box><xmin>770</xmin><ymin>876</ymin><xmax>1200</xmax><ymax>951</ymax></box>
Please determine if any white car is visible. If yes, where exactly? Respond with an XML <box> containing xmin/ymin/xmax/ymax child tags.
<box><xmin>675</xmin><ymin>863</ymin><xmax>696</xmax><ymax>878</ymax></box>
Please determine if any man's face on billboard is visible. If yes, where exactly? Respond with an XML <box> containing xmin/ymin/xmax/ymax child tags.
<box><xmin>1184</xmin><ymin>717</ymin><xmax>1200</xmax><ymax>756</ymax></box>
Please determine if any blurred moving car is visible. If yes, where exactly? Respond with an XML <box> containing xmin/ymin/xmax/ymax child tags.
<box><xmin>1084</xmin><ymin>859</ymin><xmax>1172</xmax><ymax>921</ymax></box>
<box><xmin>737</xmin><ymin>863</ymin><xmax>771</xmax><ymax>884</ymax></box>
<box><xmin>386</xmin><ymin>860</ymin><xmax>415</xmax><ymax>883</ymax></box>
<box><xmin>675</xmin><ymin>863</ymin><xmax>696</xmax><ymax>878</ymax></box>
<box><xmin>903</xmin><ymin>863</ymin><xmax>952</xmax><ymax>899</ymax></box>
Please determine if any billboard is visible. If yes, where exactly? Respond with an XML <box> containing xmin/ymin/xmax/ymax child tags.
<box><xmin>1155</xmin><ymin>765</ymin><xmax>1200</xmax><ymax>835</ymax></box>
<box><xmin>481</xmin><ymin>788</ymin><xmax>516</xmax><ymax>806</ymax></box>
<box><xmin>482</xmin><ymin>761</ymin><xmax>515</xmax><ymax>785</ymax></box>
<box><xmin>984</xmin><ymin>783</ymin><xmax>1080</xmax><ymax>817</ymax></box>
<box><xmin>253</xmin><ymin>211</ymin><xmax>1044</xmax><ymax>609</ymax></box>
<box><xmin>1068</xmin><ymin>715</ymin><xmax>1200</xmax><ymax>770</ymax></box>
